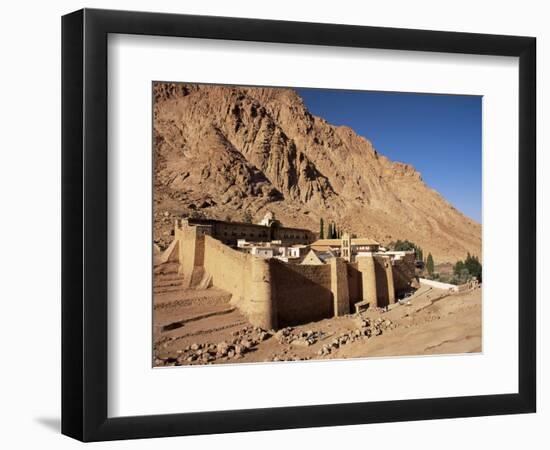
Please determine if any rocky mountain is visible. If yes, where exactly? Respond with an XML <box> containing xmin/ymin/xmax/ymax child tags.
<box><xmin>153</xmin><ymin>82</ymin><xmax>481</xmax><ymax>263</ymax></box>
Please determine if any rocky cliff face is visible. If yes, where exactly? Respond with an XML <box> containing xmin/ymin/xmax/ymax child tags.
<box><xmin>153</xmin><ymin>83</ymin><xmax>481</xmax><ymax>262</ymax></box>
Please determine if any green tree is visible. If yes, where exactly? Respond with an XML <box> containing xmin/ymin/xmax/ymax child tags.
<box><xmin>453</xmin><ymin>260</ymin><xmax>466</xmax><ymax>276</ymax></box>
<box><xmin>464</xmin><ymin>253</ymin><xmax>482</xmax><ymax>282</ymax></box>
<box><xmin>329</xmin><ymin>222</ymin><xmax>336</xmax><ymax>239</ymax></box>
<box><xmin>242</xmin><ymin>211</ymin><xmax>253</xmax><ymax>223</ymax></box>
<box><xmin>319</xmin><ymin>218</ymin><xmax>325</xmax><ymax>239</ymax></box>
<box><xmin>392</xmin><ymin>239</ymin><xmax>415</xmax><ymax>252</ymax></box>
<box><xmin>453</xmin><ymin>254</ymin><xmax>482</xmax><ymax>283</ymax></box>
<box><xmin>390</xmin><ymin>239</ymin><xmax>423</xmax><ymax>261</ymax></box>
<box><xmin>426</xmin><ymin>253</ymin><xmax>435</xmax><ymax>276</ymax></box>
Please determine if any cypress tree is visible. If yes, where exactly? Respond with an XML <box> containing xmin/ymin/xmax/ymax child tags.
<box><xmin>426</xmin><ymin>253</ymin><xmax>435</xmax><ymax>276</ymax></box>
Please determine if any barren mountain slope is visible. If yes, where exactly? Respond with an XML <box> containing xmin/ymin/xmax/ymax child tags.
<box><xmin>153</xmin><ymin>83</ymin><xmax>481</xmax><ymax>262</ymax></box>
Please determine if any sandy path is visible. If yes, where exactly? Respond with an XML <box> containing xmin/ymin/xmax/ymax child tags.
<box><xmin>337</xmin><ymin>288</ymin><xmax>482</xmax><ymax>358</ymax></box>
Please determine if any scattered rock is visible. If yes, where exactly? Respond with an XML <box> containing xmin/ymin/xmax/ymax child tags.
<box><xmin>291</xmin><ymin>339</ymin><xmax>310</xmax><ymax>347</ymax></box>
<box><xmin>216</xmin><ymin>341</ymin><xmax>230</xmax><ymax>356</ymax></box>
<box><xmin>318</xmin><ymin>345</ymin><xmax>331</xmax><ymax>356</ymax></box>
<box><xmin>234</xmin><ymin>344</ymin><xmax>246</xmax><ymax>356</ymax></box>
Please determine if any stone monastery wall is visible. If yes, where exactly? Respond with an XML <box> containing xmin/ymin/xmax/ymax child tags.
<box><xmin>393</xmin><ymin>253</ymin><xmax>417</xmax><ymax>293</ymax></box>
<box><xmin>271</xmin><ymin>262</ymin><xmax>333</xmax><ymax>327</ymax></box>
<box><xmin>172</xmin><ymin>221</ymin><xmax>416</xmax><ymax>330</ymax></box>
<box><xmin>346</xmin><ymin>262</ymin><xmax>363</xmax><ymax>305</ymax></box>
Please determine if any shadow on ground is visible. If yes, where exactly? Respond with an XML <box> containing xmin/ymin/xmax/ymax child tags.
<box><xmin>35</xmin><ymin>417</ymin><xmax>61</xmax><ymax>433</ymax></box>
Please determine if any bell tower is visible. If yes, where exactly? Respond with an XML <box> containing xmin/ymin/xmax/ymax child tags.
<box><xmin>341</xmin><ymin>232</ymin><xmax>352</xmax><ymax>262</ymax></box>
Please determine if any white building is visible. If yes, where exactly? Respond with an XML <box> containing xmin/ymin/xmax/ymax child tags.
<box><xmin>237</xmin><ymin>238</ymin><xmax>308</xmax><ymax>262</ymax></box>
<box><xmin>250</xmin><ymin>247</ymin><xmax>276</xmax><ymax>258</ymax></box>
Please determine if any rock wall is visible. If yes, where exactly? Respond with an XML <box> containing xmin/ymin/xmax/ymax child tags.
<box><xmin>175</xmin><ymin>222</ymin><xmax>206</xmax><ymax>287</ymax></box>
<box><xmin>373</xmin><ymin>256</ymin><xmax>395</xmax><ymax>308</ymax></box>
<box><xmin>203</xmin><ymin>235</ymin><xmax>250</xmax><ymax>304</ymax></box>
<box><xmin>271</xmin><ymin>261</ymin><xmax>333</xmax><ymax>327</ymax></box>
<box><xmin>419</xmin><ymin>278</ymin><xmax>478</xmax><ymax>293</ymax></box>
<box><xmin>172</xmin><ymin>223</ymin><xmax>416</xmax><ymax>329</ymax></box>
<box><xmin>201</xmin><ymin>235</ymin><xmax>350</xmax><ymax>328</ymax></box>
<box><xmin>357</xmin><ymin>256</ymin><xmax>378</xmax><ymax>307</ymax></box>
<box><xmin>331</xmin><ymin>258</ymin><xmax>350</xmax><ymax>316</ymax></box>
<box><xmin>346</xmin><ymin>262</ymin><xmax>363</xmax><ymax>306</ymax></box>
<box><xmin>393</xmin><ymin>253</ymin><xmax>417</xmax><ymax>294</ymax></box>
<box><xmin>153</xmin><ymin>83</ymin><xmax>482</xmax><ymax>263</ymax></box>
<box><xmin>202</xmin><ymin>235</ymin><xmax>277</xmax><ymax>329</ymax></box>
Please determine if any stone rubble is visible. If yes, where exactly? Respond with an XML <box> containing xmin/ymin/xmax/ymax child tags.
<box><xmin>268</xmin><ymin>350</ymin><xmax>311</xmax><ymax>362</ymax></box>
<box><xmin>156</xmin><ymin>325</ymin><xmax>275</xmax><ymax>366</ymax></box>
<box><xmin>155</xmin><ymin>314</ymin><xmax>397</xmax><ymax>366</ymax></box>
<box><xmin>316</xmin><ymin>315</ymin><xmax>395</xmax><ymax>357</ymax></box>
<box><xmin>276</xmin><ymin>327</ymin><xmax>326</xmax><ymax>347</ymax></box>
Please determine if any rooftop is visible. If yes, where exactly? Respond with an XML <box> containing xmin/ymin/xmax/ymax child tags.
<box><xmin>311</xmin><ymin>237</ymin><xmax>380</xmax><ymax>247</ymax></box>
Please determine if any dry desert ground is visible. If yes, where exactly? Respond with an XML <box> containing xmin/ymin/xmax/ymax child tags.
<box><xmin>153</xmin><ymin>281</ymin><xmax>481</xmax><ymax>367</ymax></box>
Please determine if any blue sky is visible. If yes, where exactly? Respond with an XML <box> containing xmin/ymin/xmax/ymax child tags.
<box><xmin>295</xmin><ymin>88</ymin><xmax>482</xmax><ymax>223</ymax></box>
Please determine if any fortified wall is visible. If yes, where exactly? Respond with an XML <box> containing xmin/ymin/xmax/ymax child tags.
<box><xmin>166</xmin><ymin>220</ymin><xmax>416</xmax><ymax>330</ymax></box>
<box><xmin>392</xmin><ymin>253</ymin><xmax>417</xmax><ymax>293</ymax></box>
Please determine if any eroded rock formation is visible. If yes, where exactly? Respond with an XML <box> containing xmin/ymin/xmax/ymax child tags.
<box><xmin>153</xmin><ymin>83</ymin><xmax>481</xmax><ymax>262</ymax></box>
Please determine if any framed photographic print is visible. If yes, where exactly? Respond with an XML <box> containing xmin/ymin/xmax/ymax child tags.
<box><xmin>61</xmin><ymin>8</ymin><xmax>536</xmax><ymax>442</ymax></box>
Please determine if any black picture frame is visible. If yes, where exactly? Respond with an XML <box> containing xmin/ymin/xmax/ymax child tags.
<box><xmin>61</xmin><ymin>8</ymin><xmax>536</xmax><ymax>442</ymax></box>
